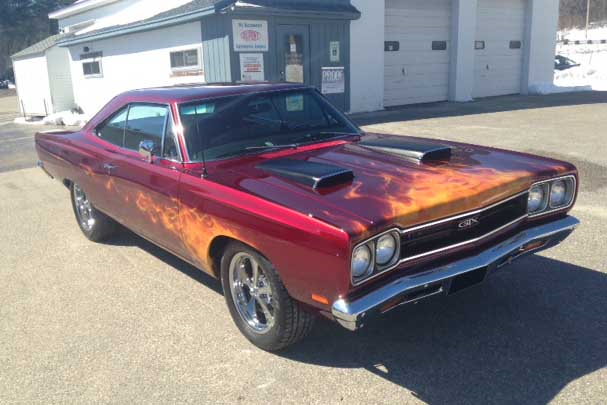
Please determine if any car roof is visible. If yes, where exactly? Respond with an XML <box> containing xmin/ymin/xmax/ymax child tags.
<box><xmin>122</xmin><ymin>82</ymin><xmax>311</xmax><ymax>104</ymax></box>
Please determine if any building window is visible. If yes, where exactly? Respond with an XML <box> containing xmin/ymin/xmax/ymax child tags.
<box><xmin>475</xmin><ymin>41</ymin><xmax>486</xmax><ymax>50</ymax></box>
<box><xmin>432</xmin><ymin>41</ymin><xmax>447</xmax><ymax>51</ymax></box>
<box><xmin>509</xmin><ymin>40</ymin><xmax>522</xmax><ymax>49</ymax></box>
<box><xmin>384</xmin><ymin>41</ymin><xmax>400</xmax><ymax>52</ymax></box>
<box><xmin>80</xmin><ymin>51</ymin><xmax>103</xmax><ymax>78</ymax></box>
<box><xmin>82</xmin><ymin>61</ymin><xmax>102</xmax><ymax>77</ymax></box>
<box><xmin>170</xmin><ymin>49</ymin><xmax>200</xmax><ymax>71</ymax></box>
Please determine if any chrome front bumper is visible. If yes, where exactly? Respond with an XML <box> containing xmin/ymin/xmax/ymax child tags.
<box><xmin>332</xmin><ymin>216</ymin><xmax>580</xmax><ymax>331</ymax></box>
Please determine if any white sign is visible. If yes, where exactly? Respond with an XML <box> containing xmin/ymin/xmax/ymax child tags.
<box><xmin>240</xmin><ymin>53</ymin><xmax>265</xmax><ymax>81</ymax></box>
<box><xmin>330</xmin><ymin>41</ymin><xmax>340</xmax><ymax>63</ymax></box>
<box><xmin>321</xmin><ymin>67</ymin><xmax>345</xmax><ymax>94</ymax></box>
<box><xmin>286</xmin><ymin>94</ymin><xmax>304</xmax><ymax>112</ymax></box>
<box><xmin>233</xmin><ymin>20</ymin><xmax>268</xmax><ymax>52</ymax></box>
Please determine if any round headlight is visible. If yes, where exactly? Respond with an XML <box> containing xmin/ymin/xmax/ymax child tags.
<box><xmin>550</xmin><ymin>180</ymin><xmax>567</xmax><ymax>207</ymax></box>
<box><xmin>351</xmin><ymin>245</ymin><xmax>372</xmax><ymax>279</ymax></box>
<box><xmin>528</xmin><ymin>184</ymin><xmax>547</xmax><ymax>213</ymax></box>
<box><xmin>376</xmin><ymin>233</ymin><xmax>397</xmax><ymax>265</ymax></box>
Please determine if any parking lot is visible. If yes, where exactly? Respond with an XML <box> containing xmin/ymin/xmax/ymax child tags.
<box><xmin>1</xmin><ymin>90</ymin><xmax>606</xmax><ymax>403</ymax></box>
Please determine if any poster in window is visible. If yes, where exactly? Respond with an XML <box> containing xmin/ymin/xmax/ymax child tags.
<box><xmin>233</xmin><ymin>20</ymin><xmax>269</xmax><ymax>52</ymax></box>
<box><xmin>321</xmin><ymin>67</ymin><xmax>345</xmax><ymax>94</ymax></box>
<box><xmin>285</xmin><ymin>35</ymin><xmax>304</xmax><ymax>83</ymax></box>
<box><xmin>240</xmin><ymin>53</ymin><xmax>265</xmax><ymax>82</ymax></box>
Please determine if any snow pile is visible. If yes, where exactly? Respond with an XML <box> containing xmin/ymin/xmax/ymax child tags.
<box><xmin>42</xmin><ymin>110</ymin><xmax>90</xmax><ymax>127</ymax></box>
<box><xmin>14</xmin><ymin>110</ymin><xmax>90</xmax><ymax>127</ymax></box>
<box><xmin>548</xmin><ymin>26</ymin><xmax>607</xmax><ymax>93</ymax></box>
<box><xmin>558</xmin><ymin>25</ymin><xmax>607</xmax><ymax>41</ymax></box>
<box><xmin>13</xmin><ymin>117</ymin><xmax>45</xmax><ymax>126</ymax></box>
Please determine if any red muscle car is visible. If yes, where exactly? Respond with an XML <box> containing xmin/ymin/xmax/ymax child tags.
<box><xmin>36</xmin><ymin>83</ymin><xmax>580</xmax><ymax>351</ymax></box>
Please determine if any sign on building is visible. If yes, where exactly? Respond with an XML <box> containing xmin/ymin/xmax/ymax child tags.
<box><xmin>233</xmin><ymin>20</ymin><xmax>269</xmax><ymax>52</ymax></box>
<box><xmin>321</xmin><ymin>67</ymin><xmax>345</xmax><ymax>94</ymax></box>
<box><xmin>239</xmin><ymin>53</ymin><xmax>265</xmax><ymax>81</ymax></box>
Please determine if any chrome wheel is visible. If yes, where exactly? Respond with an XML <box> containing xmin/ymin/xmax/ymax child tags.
<box><xmin>73</xmin><ymin>184</ymin><xmax>95</xmax><ymax>231</ymax></box>
<box><xmin>229</xmin><ymin>252</ymin><xmax>276</xmax><ymax>334</ymax></box>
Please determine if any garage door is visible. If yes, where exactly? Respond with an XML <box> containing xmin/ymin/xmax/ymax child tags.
<box><xmin>473</xmin><ymin>0</ymin><xmax>526</xmax><ymax>98</ymax></box>
<box><xmin>384</xmin><ymin>0</ymin><xmax>452</xmax><ymax>107</ymax></box>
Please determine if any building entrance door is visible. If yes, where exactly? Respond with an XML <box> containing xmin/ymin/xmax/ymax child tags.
<box><xmin>276</xmin><ymin>25</ymin><xmax>311</xmax><ymax>84</ymax></box>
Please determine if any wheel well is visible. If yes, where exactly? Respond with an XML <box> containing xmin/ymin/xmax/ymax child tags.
<box><xmin>208</xmin><ymin>236</ymin><xmax>236</xmax><ymax>277</ymax></box>
<box><xmin>208</xmin><ymin>236</ymin><xmax>272</xmax><ymax>279</ymax></box>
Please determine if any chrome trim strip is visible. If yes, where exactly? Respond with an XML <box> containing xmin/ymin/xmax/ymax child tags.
<box><xmin>400</xmin><ymin>190</ymin><xmax>529</xmax><ymax>235</ymax></box>
<box><xmin>333</xmin><ymin>216</ymin><xmax>580</xmax><ymax>331</ymax></box>
<box><xmin>399</xmin><ymin>214</ymin><xmax>528</xmax><ymax>264</ymax></box>
<box><xmin>528</xmin><ymin>175</ymin><xmax>577</xmax><ymax>218</ymax></box>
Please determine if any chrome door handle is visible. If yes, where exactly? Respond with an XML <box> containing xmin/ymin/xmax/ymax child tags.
<box><xmin>103</xmin><ymin>163</ymin><xmax>117</xmax><ymax>174</ymax></box>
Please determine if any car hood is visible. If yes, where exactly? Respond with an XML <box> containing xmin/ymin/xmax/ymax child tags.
<box><xmin>211</xmin><ymin>134</ymin><xmax>576</xmax><ymax>238</ymax></box>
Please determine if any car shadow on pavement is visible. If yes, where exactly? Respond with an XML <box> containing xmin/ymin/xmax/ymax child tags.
<box><xmin>281</xmin><ymin>255</ymin><xmax>607</xmax><ymax>404</ymax></box>
<box><xmin>351</xmin><ymin>91</ymin><xmax>607</xmax><ymax>127</ymax></box>
<box><xmin>105</xmin><ymin>227</ymin><xmax>223</xmax><ymax>295</ymax></box>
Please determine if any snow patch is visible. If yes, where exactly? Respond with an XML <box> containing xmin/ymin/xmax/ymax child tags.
<box><xmin>14</xmin><ymin>111</ymin><xmax>89</xmax><ymax>127</ymax></box>
<box><xmin>13</xmin><ymin>117</ymin><xmax>45</xmax><ymax>126</ymax></box>
<box><xmin>548</xmin><ymin>26</ymin><xmax>607</xmax><ymax>94</ymax></box>
<box><xmin>42</xmin><ymin>111</ymin><xmax>90</xmax><ymax>127</ymax></box>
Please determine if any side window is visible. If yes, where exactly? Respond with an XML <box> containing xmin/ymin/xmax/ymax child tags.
<box><xmin>124</xmin><ymin>104</ymin><xmax>169</xmax><ymax>152</ymax></box>
<box><xmin>96</xmin><ymin>107</ymin><xmax>128</xmax><ymax>146</ymax></box>
<box><xmin>162</xmin><ymin>118</ymin><xmax>181</xmax><ymax>161</ymax></box>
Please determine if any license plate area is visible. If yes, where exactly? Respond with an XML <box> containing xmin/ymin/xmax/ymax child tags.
<box><xmin>448</xmin><ymin>266</ymin><xmax>488</xmax><ymax>295</ymax></box>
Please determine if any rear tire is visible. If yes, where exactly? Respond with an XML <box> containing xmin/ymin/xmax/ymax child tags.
<box><xmin>70</xmin><ymin>183</ymin><xmax>116</xmax><ymax>242</ymax></box>
<box><xmin>220</xmin><ymin>241</ymin><xmax>315</xmax><ymax>351</ymax></box>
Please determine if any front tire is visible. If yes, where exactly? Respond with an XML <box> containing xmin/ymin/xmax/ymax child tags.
<box><xmin>220</xmin><ymin>242</ymin><xmax>315</xmax><ymax>351</ymax></box>
<box><xmin>70</xmin><ymin>183</ymin><xmax>116</xmax><ymax>242</ymax></box>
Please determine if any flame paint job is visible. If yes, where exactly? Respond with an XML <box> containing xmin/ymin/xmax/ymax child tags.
<box><xmin>34</xmin><ymin>84</ymin><xmax>578</xmax><ymax>311</ymax></box>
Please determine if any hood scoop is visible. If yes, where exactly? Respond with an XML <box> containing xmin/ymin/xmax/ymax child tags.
<box><xmin>257</xmin><ymin>159</ymin><xmax>354</xmax><ymax>189</ymax></box>
<box><xmin>359</xmin><ymin>136</ymin><xmax>452</xmax><ymax>163</ymax></box>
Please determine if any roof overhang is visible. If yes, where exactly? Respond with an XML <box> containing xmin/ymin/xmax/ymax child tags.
<box><xmin>56</xmin><ymin>0</ymin><xmax>360</xmax><ymax>47</ymax></box>
<box><xmin>57</xmin><ymin>6</ymin><xmax>217</xmax><ymax>47</ymax></box>
<box><xmin>218</xmin><ymin>0</ymin><xmax>360</xmax><ymax>19</ymax></box>
<box><xmin>49</xmin><ymin>0</ymin><xmax>122</xmax><ymax>20</ymax></box>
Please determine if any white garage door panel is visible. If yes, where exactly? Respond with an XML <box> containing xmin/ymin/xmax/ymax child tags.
<box><xmin>473</xmin><ymin>0</ymin><xmax>526</xmax><ymax>98</ymax></box>
<box><xmin>384</xmin><ymin>0</ymin><xmax>452</xmax><ymax>107</ymax></box>
<box><xmin>13</xmin><ymin>56</ymin><xmax>52</xmax><ymax>116</ymax></box>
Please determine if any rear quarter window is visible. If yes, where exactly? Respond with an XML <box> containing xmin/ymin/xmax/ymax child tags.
<box><xmin>97</xmin><ymin>107</ymin><xmax>128</xmax><ymax>146</ymax></box>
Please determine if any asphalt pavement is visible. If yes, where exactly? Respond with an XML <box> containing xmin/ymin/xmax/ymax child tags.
<box><xmin>0</xmin><ymin>90</ymin><xmax>606</xmax><ymax>404</ymax></box>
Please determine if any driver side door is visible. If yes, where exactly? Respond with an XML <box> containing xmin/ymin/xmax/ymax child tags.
<box><xmin>109</xmin><ymin>103</ymin><xmax>188</xmax><ymax>258</ymax></box>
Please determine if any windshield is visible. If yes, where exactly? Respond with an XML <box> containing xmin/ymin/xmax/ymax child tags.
<box><xmin>179</xmin><ymin>89</ymin><xmax>361</xmax><ymax>161</ymax></box>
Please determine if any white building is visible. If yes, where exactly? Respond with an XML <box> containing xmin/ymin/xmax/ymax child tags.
<box><xmin>13</xmin><ymin>0</ymin><xmax>561</xmax><ymax>117</ymax></box>
<box><xmin>351</xmin><ymin>0</ymin><xmax>561</xmax><ymax>112</ymax></box>
<box><xmin>12</xmin><ymin>33</ymin><xmax>76</xmax><ymax>116</ymax></box>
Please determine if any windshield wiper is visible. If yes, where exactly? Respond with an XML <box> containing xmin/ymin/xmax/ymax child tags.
<box><xmin>244</xmin><ymin>144</ymin><xmax>299</xmax><ymax>152</ymax></box>
<box><xmin>293</xmin><ymin>132</ymin><xmax>360</xmax><ymax>145</ymax></box>
<box><xmin>215</xmin><ymin>144</ymin><xmax>299</xmax><ymax>160</ymax></box>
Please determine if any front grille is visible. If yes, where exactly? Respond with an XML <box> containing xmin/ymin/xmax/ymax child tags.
<box><xmin>400</xmin><ymin>192</ymin><xmax>528</xmax><ymax>262</ymax></box>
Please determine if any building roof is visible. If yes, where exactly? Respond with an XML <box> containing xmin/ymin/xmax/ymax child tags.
<box><xmin>58</xmin><ymin>0</ymin><xmax>360</xmax><ymax>46</ymax></box>
<box><xmin>11</xmin><ymin>33</ymin><xmax>73</xmax><ymax>60</ymax></box>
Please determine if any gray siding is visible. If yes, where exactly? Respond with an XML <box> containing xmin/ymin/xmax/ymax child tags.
<box><xmin>201</xmin><ymin>15</ymin><xmax>232</xmax><ymax>83</ymax></box>
<box><xmin>223</xmin><ymin>14</ymin><xmax>352</xmax><ymax>111</ymax></box>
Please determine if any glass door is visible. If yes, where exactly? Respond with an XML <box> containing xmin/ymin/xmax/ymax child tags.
<box><xmin>276</xmin><ymin>25</ymin><xmax>310</xmax><ymax>84</ymax></box>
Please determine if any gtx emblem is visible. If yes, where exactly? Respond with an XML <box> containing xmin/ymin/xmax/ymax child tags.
<box><xmin>458</xmin><ymin>217</ymin><xmax>480</xmax><ymax>230</ymax></box>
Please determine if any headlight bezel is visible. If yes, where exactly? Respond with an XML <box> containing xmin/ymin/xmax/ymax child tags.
<box><xmin>528</xmin><ymin>175</ymin><xmax>576</xmax><ymax>218</ymax></box>
<box><xmin>351</xmin><ymin>244</ymin><xmax>373</xmax><ymax>281</ymax></box>
<box><xmin>351</xmin><ymin>229</ymin><xmax>401</xmax><ymax>286</ymax></box>
<box><xmin>528</xmin><ymin>183</ymin><xmax>549</xmax><ymax>214</ymax></box>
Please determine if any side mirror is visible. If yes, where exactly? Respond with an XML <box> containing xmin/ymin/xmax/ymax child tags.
<box><xmin>138</xmin><ymin>140</ymin><xmax>157</xmax><ymax>163</ymax></box>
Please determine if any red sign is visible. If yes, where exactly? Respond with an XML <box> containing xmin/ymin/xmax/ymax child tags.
<box><xmin>241</xmin><ymin>30</ymin><xmax>260</xmax><ymax>42</ymax></box>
